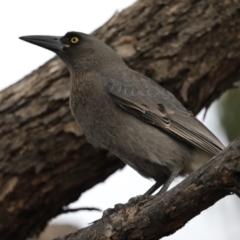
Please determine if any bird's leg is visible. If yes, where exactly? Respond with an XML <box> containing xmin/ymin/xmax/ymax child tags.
<box><xmin>157</xmin><ymin>171</ymin><xmax>179</xmax><ymax>195</ymax></box>
<box><xmin>144</xmin><ymin>181</ymin><xmax>163</xmax><ymax>195</ymax></box>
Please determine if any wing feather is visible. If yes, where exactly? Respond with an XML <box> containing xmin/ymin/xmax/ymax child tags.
<box><xmin>103</xmin><ymin>70</ymin><xmax>224</xmax><ymax>155</ymax></box>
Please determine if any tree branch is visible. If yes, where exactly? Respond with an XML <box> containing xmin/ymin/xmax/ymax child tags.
<box><xmin>0</xmin><ymin>0</ymin><xmax>240</xmax><ymax>239</ymax></box>
<box><xmin>56</xmin><ymin>137</ymin><xmax>240</xmax><ymax>240</ymax></box>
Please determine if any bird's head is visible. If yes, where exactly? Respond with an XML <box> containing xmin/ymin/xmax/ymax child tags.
<box><xmin>20</xmin><ymin>31</ymin><xmax>125</xmax><ymax>74</ymax></box>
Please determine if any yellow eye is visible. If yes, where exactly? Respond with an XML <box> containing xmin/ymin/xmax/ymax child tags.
<box><xmin>70</xmin><ymin>37</ymin><xmax>79</xmax><ymax>44</ymax></box>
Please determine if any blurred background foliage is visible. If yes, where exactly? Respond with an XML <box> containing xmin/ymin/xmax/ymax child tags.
<box><xmin>218</xmin><ymin>82</ymin><xmax>240</xmax><ymax>142</ymax></box>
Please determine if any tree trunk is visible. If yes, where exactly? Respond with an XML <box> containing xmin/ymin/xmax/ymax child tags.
<box><xmin>0</xmin><ymin>0</ymin><xmax>240</xmax><ymax>239</ymax></box>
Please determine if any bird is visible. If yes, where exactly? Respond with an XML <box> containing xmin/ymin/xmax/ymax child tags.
<box><xmin>19</xmin><ymin>32</ymin><xmax>225</xmax><ymax>195</ymax></box>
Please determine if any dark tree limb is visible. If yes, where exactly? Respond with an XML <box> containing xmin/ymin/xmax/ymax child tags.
<box><xmin>55</xmin><ymin>137</ymin><xmax>240</xmax><ymax>240</ymax></box>
<box><xmin>0</xmin><ymin>0</ymin><xmax>240</xmax><ymax>239</ymax></box>
<box><xmin>62</xmin><ymin>207</ymin><xmax>101</xmax><ymax>213</ymax></box>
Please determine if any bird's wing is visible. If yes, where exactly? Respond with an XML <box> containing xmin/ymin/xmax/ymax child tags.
<box><xmin>102</xmin><ymin>70</ymin><xmax>224</xmax><ymax>155</ymax></box>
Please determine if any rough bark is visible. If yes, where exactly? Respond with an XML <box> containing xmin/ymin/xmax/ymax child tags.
<box><xmin>0</xmin><ymin>0</ymin><xmax>240</xmax><ymax>239</ymax></box>
<box><xmin>54</xmin><ymin>137</ymin><xmax>240</xmax><ymax>240</ymax></box>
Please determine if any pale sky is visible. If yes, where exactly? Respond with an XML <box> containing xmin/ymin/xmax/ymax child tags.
<box><xmin>1</xmin><ymin>1</ymin><xmax>239</xmax><ymax>239</ymax></box>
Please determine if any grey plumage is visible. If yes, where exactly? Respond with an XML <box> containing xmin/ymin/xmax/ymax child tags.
<box><xmin>20</xmin><ymin>32</ymin><xmax>224</xmax><ymax>195</ymax></box>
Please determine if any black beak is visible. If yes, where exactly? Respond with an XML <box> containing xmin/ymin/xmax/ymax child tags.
<box><xmin>19</xmin><ymin>35</ymin><xmax>64</xmax><ymax>52</ymax></box>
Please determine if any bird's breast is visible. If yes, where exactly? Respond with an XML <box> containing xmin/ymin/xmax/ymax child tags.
<box><xmin>69</xmin><ymin>81</ymin><xmax>120</xmax><ymax>149</ymax></box>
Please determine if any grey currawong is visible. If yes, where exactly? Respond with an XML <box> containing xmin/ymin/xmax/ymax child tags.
<box><xmin>20</xmin><ymin>32</ymin><xmax>224</xmax><ymax>195</ymax></box>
